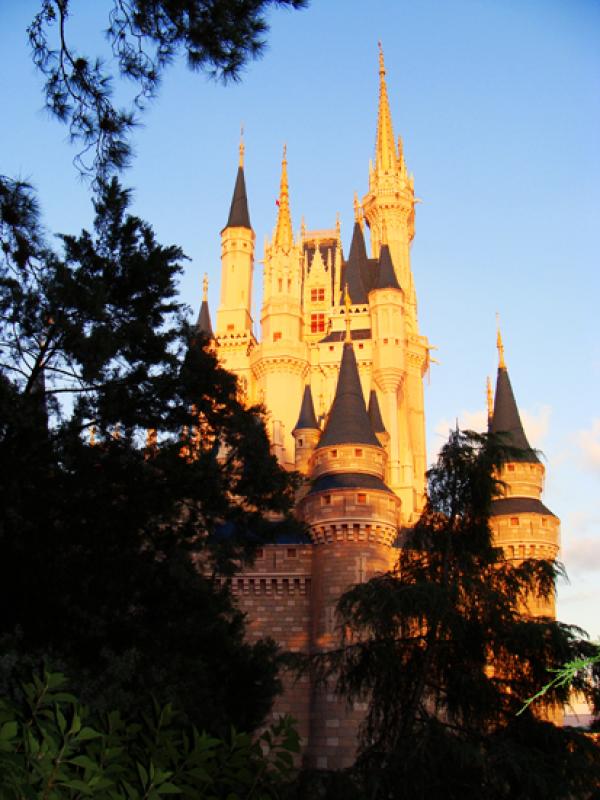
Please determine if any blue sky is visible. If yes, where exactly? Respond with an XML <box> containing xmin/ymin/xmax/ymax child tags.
<box><xmin>2</xmin><ymin>0</ymin><xmax>599</xmax><ymax>638</ymax></box>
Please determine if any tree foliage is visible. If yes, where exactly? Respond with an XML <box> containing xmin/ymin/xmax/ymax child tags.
<box><xmin>28</xmin><ymin>0</ymin><xmax>307</xmax><ymax>180</ymax></box>
<box><xmin>0</xmin><ymin>174</ymin><xmax>302</xmax><ymax>732</ymax></box>
<box><xmin>321</xmin><ymin>430</ymin><xmax>600</xmax><ymax>799</ymax></box>
<box><xmin>0</xmin><ymin>669</ymin><xmax>299</xmax><ymax>798</ymax></box>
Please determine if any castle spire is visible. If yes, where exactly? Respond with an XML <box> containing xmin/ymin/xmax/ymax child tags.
<box><xmin>496</xmin><ymin>315</ymin><xmax>506</xmax><ymax>369</ymax></box>
<box><xmin>238</xmin><ymin>126</ymin><xmax>245</xmax><ymax>167</ymax></box>
<box><xmin>376</xmin><ymin>42</ymin><xmax>397</xmax><ymax>173</ymax></box>
<box><xmin>486</xmin><ymin>376</ymin><xmax>494</xmax><ymax>425</ymax></box>
<box><xmin>343</xmin><ymin>222</ymin><xmax>369</xmax><ymax>304</ymax></box>
<box><xmin>317</xmin><ymin>340</ymin><xmax>380</xmax><ymax>449</ymax></box>
<box><xmin>225</xmin><ymin>139</ymin><xmax>251</xmax><ymax>229</ymax></box>
<box><xmin>196</xmin><ymin>272</ymin><xmax>213</xmax><ymax>337</ymax></box>
<box><xmin>490</xmin><ymin>333</ymin><xmax>539</xmax><ymax>462</ymax></box>
<box><xmin>293</xmin><ymin>384</ymin><xmax>319</xmax><ymax>431</ymax></box>
<box><xmin>274</xmin><ymin>144</ymin><xmax>293</xmax><ymax>250</ymax></box>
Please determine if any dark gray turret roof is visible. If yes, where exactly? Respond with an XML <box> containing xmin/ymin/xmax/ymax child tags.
<box><xmin>293</xmin><ymin>385</ymin><xmax>319</xmax><ymax>431</ymax></box>
<box><xmin>374</xmin><ymin>244</ymin><xmax>400</xmax><ymax>290</ymax></box>
<box><xmin>368</xmin><ymin>390</ymin><xmax>386</xmax><ymax>433</ymax></box>
<box><xmin>195</xmin><ymin>300</ymin><xmax>213</xmax><ymax>338</ymax></box>
<box><xmin>225</xmin><ymin>166</ymin><xmax>251</xmax><ymax>229</ymax></box>
<box><xmin>490</xmin><ymin>497</ymin><xmax>556</xmax><ymax>518</ymax></box>
<box><xmin>308</xmin><ymin>472</ymin><xmax>394</xmax><ymax>496</ymax></box>
<box><xmin>319</xmin><ymin>328</ymin><xmax>371</xmax><ymax>343</ymax></box>
<box><xmin>341</xmin><ymin>222</ymin><xmax>368</xmax><ymax>304</ymax></box>
<box><xmin>316</xmin><ymin>342</ymin><xmax>381</xmax><ymax>449</ymax></box>
<box><xmin>490</xmin><ymin>367</ymin><xmax>539</xmax><ymax>463</ymax></box>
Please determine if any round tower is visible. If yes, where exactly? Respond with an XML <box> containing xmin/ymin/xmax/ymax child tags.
<box><xmin>297</xmin><ymin>336</ymin><xmax>400</xmax><ymax>770</ymax></box>
<box><xmin>292</xmin><ymin>384</ymin><xmax>321</xmax><ymax>475</ymax></box>
<box><xmin>488</xmin><ymin>330</ymin><xmax>560</xmax><ymax>618</ymax></box>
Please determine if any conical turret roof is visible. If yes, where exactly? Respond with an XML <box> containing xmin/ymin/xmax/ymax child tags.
<box><xmin>368</xmin><ymin>390</ymin><xmax>386</xmax><ymax>434</ymax></box>
<box><xmin>317</xmin><ymin>343</ymin><xmax>380</xmax><ymax>449</ymax></box>
<box><xmin>225</xmin><ymin>166</ymin><xmax>251</xmax><ymax>229</ymax></box>
<box><xmin>195</xmin><ymin>274</ymin><xmax>214</xmax><ymax>337</ymax></box>
<box><xmin>195</xmin><ymin>300</ymin><xmax>213</xmax><ymax>338</ymax></box>
<box><xmin>293</xmin><ymin>385</ymin><xmax>319</xmax><ymax>431</ymax></box>
<box><xmin>342</xmin><ymin>222</ymin><xmax>369</xmax><ymax>304</ymax></box>
<box><xmin>375</xmin><ymin>243</ymin><xmax>400</xmax><ymax>290</ymax></box>
<box><xmin>490</xmin><ymin>366</ymin><xmax>539</xmax><ymax>463</ymax></box>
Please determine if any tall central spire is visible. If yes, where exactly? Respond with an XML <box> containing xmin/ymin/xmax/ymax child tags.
<box><xmin>376</xmin><ymin>42</ymin><xmax>397</xmax><ymax>172</ymax></box>
<box><xmin>274</xmin><ymin>144</ymin><xmax>293</xmax><ymax>250</ymax></box>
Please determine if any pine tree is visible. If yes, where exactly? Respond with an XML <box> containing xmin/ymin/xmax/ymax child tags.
<box><xmin>28</xmin><ymin>0</ymin><xmax>307</xmax><ymax>180</ymax></box>
<box><xmin>0</xmin><ymin>175</ymin><xmax>301</xmax><ymax>733</ymax></box>
<box><xmin>323</xmin><ymin>430</ymin><xmax>600</xmax><ymax>800</ymax></box>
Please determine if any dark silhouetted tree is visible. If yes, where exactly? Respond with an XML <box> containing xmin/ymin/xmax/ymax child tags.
<box><xmin>28</xmin><ymin>0</ymin><xmax>307</xmax><ymax>179</ymax></box>
<box><xmin>0</xmin><ymin>174</ymin><xmax>302</xmax><ymax>733</ymax></box>
<box><xmin>320</xmin><ymin>430</ymin><xmax>600</xmax><ymax>800</ymax></box>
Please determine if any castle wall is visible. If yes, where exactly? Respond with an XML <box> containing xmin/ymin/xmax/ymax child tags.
<box><xmin>229</xmin><ymin>545</ymin><xmax>313</xmax><ymax>753</ymax></box>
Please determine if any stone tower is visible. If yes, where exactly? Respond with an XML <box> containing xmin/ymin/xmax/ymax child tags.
<box><xmin>488</xmin><ymin>329</ymin><xmax>560</xmax><ymax>618</ymax></box>
<box><xmin>297</xmin><ymin>325</ymin><xmax>400</xmax><ymax>768</ymax></box>
<box><xmin>215</xmin><ymin>139</ymin><xmax>256</xmax><ymax>403</ymax></box>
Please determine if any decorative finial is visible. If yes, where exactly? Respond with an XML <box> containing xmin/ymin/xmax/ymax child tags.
<box><xmin>344</xmin><ymin>282</ymin><xmax>352</xmax><ymax>343</ymax></box>
<box><xmin>486</xmin><ymin>376</ymin><xmax>494</xmax><ymax>424</ymax></box>
<box><xmin>282</xmin><ymin>143</ymin><xmax>287</xmax><ymax>162</ymax></box>
<box><xmin>496</xmin><ymin>313</ymin><xmax>506</xmax><ymax>369</ymax></box>
<box><xmin>239</xmin><ymin>125</ymin><xmax>245</xmax><ymax>167</ymax></box>
<box><xmin>378</xmin><ymin>41</ymin><xmax>385</xmax><ymax>75</ymax></box>
<box><xmin>202</xmin><ymin>273</ymin><xmax>208</xmax><ymax>302</ymax></box>
<box><xmin>336</xmin><ymin>211</ymin><xmax>341</xmax><ymax>237</ymax></box>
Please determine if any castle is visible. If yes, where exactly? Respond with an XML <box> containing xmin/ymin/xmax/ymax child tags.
<box><xmin>196</xmin><ymin>48</ymin><xmax>560</xmax><ymax>769</ymax></box>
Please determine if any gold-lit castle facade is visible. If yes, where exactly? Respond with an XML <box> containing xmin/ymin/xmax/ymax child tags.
<box><xmin>196</xmin><ymin>48</ymin><xmax>560</xmax><ymax>769</ymax></box>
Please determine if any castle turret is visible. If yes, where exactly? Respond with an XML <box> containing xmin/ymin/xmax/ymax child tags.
<box><xmin>361</xmin><ymin>44</ymin><xmax>416</xmax><ymax>318</ymax></box>
<box><xmin>298</xmin><ymin>330</ymin><xmax>400</xmax><ymax>769</ymax></box>
<box><xmin>292</xmin><ymin>384</ymin><xmax>321</xmax><ymax>474</ymax></box>
<box><xmin>368</xmin><ymin>388</ymin><xmax>390</xmax><ymax>451</ymax></box>
<box><xmin>488</xmin><ymin>328</ymin><xmax>560</xmax><ymax>617</ymax></box>
<box><xmin>251</xmin><ymin>147</ymin><xmax>308</xmax><ymax>466</ymax></box>
<box><xmin>216</xmin><ymin>139</ymin><xmax>254</xmax><ymax>337</ymax></box>
<box><xmin>214</xmin><ymin>140</ymin><xmax>256</xmax><ymax>404</ymax></box>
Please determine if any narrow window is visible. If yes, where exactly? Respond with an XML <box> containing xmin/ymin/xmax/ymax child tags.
<box><xmin>357</xmin><ymin>493</ymin><xmax>367</xmax><ymax>504</ymax></box>
<box><xmin>330</xmin><ymin>449</ymin><xmax>338</xmax><ymax>458</ymax></box>
<box><xmin>273</xmin><ymin>331</ymin><xmax>282</xmax><ymax>342</ymax></box>
<box><xmin>510</xmin><ymin>517</ymin><xmax>519</xmax><ymax>526</ymax></box>
<box><xmin>227</xmin><ymin>324</ymin><xmax>234</xmax><ymax>332</ymax></box>
<box><xmin>287</xmin><ymin>548</ymin><xmax>297</xmax><ymax>558</ymax></box>
<box><xmin>508</xmin><ymin>464</ymin><xmax>515</xmax><ymax>472</ymax></box>
<box><xmin>297</xmin><ymin>438</ymin><xmax>303</xmax><ymax>447</ymax></box>
<box><xmin>256</xmin><ymin>548</ymin><xmax>264</xmax><ymax>559</ymax></box>
<box><xmin>355</xmin><ymin>448</ymin><xmax>363</xmax><ymax>457</ymax></box>
<box><xmin>323</xmin><ymin>494</ymin><xmax>332</xmax><ymax>505</ymax></box>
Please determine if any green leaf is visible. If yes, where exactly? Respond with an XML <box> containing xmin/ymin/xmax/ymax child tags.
<box><xmin>76</xmin><ymin>726</ymin><xmax>102</xmax><ymax>742</ymax></box>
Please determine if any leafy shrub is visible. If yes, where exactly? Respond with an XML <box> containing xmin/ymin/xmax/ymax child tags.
<box><xmin>0</xmin><ymin>669</ymin><xmax>298</xmax><ymax>799</ymax></box>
